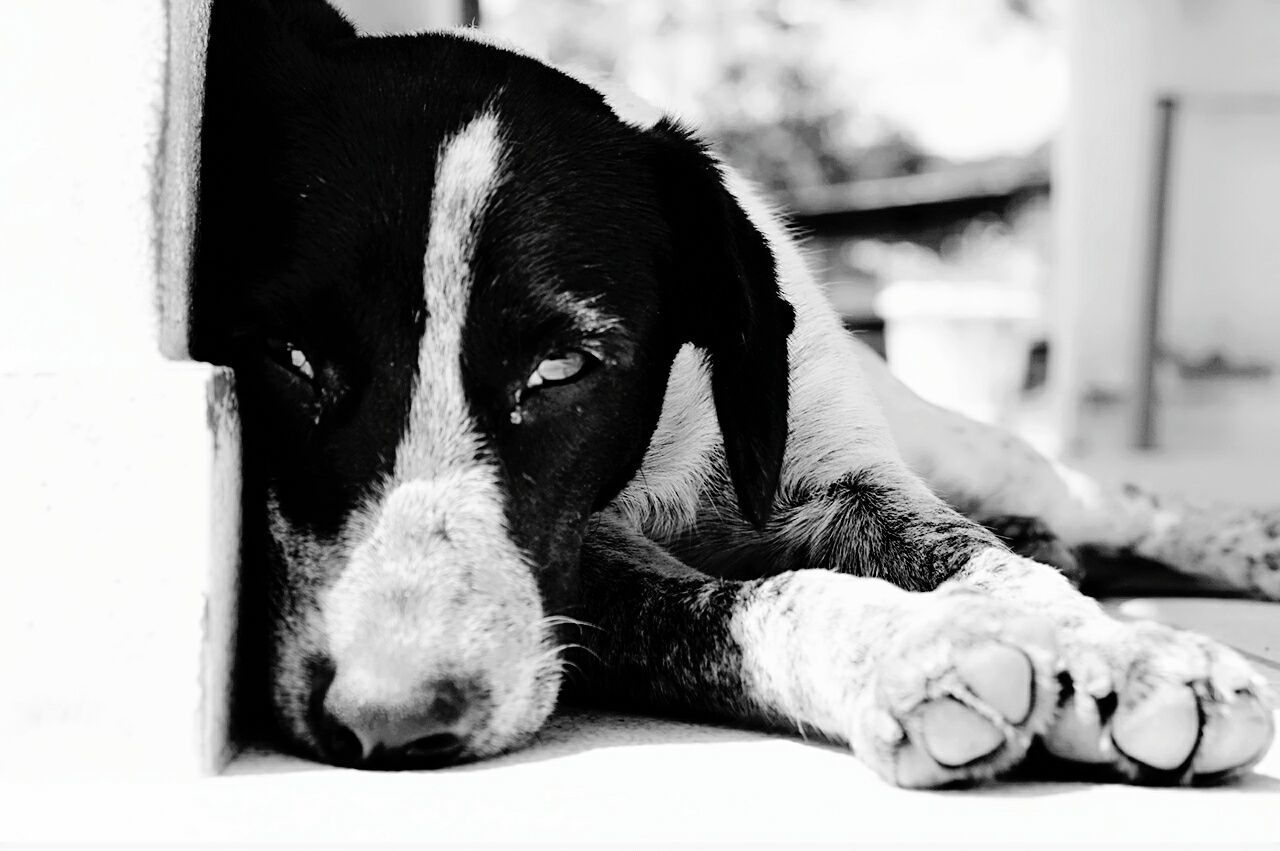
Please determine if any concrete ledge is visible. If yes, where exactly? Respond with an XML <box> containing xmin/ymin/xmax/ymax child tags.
<box><xmin>0</xmin><ymin>362</ymin><xmax>240</xmax><ymax>778</ymax></box>
<box><xmin>1</xmin><ymin>707</ymin><xmax>1278</xmax><ymax>846</ymax></box>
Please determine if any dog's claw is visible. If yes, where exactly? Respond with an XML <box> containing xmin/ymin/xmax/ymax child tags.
<box><xmin>1042</xmin><ymin>694</ymin><xmax>1111</xmax><ymax>763</ymax></box>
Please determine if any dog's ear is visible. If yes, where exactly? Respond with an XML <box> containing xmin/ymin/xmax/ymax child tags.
<box><xmin>207</xmin><ymin>0</ymin><xmax>355</xmax><ymax>79</ymax></box>
<box><xmin>647</xmin><ymin>118</ymin><xmax>796</xmax><ymax>528</ymax></box>
<box><xmin>270</xmin><ymin>0</ymin><xmax>358</xmax><ymax>46</ymax></box>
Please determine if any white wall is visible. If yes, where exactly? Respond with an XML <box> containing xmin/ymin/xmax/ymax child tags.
<box><xmin>0</xmin><ymin>0</ymin><xmax>241</xmax><ymax>779</ymax></box>
<box><xmin>0</xmin><ymin>2</ymin><xmax>175</xmax><ymax>369</ymax></box>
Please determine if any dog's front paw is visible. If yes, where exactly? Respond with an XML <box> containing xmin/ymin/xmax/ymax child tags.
<box><xmin>1041</xmin><ymin>618</ymin><xmax>1274</xmax><ymax>785</ymax></box>
<box><xmin>848</xmin><ymin>591</ymin><xmax>1063</xmax><ymax>788</ymax></box>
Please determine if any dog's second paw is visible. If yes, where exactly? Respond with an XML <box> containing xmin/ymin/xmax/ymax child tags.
<box><xmin>1040</xmin><ymin>618</ymin><xmax>1275</xmax><ymax>785</ymax></box>
<box><xmin>848</xmin><ymin>592</ymin><xmax>1062</xmax><ymax>787</ymax></box>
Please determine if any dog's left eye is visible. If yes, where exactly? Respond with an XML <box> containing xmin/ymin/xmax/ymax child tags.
<box><xmin>266</xmin><ymin>340</ymin><xmax>317</xmax><ymax>384</ymax></box>
<box><xmin>526</xmin><ymin>349</ymin><xmax>599</xmax><ymax>390</ymax></box>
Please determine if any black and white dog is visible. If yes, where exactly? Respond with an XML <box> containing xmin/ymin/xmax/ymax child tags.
<box><xmin>193</xmin><ymin>0</ymin><xmax>1277</xmax><ymax>787</ymax></box>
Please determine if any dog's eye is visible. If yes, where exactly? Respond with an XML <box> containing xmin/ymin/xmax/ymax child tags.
<box><xmin>266</xmin><ymin>340</ymin><xmax>317</xmax><ymax>384</ymax></box>
<box><xmin>526</xmin><ymin>349</ymin><xmax>598</xmax><ymax>390</ymax></box>
<box><xmin>510</xmin><ymin>349</ymin><xmax>601</xmax><ymax>425</ymax></box>
<box><xmin>252</xmin><ymin>337</ymin><xmax>351</xmax><ymax>429</ymax></box>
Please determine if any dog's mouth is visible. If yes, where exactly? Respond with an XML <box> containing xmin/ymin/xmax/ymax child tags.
<box><xmin>283</xmin><ymin>616</ymin><xmax>568</xmax><ymax>770</ymax></box>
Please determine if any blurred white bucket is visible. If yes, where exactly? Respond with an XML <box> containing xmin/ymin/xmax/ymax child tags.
<box><xmin>874</xmin><ymin>280</ymin><xmax>1040</xmax><ymax>425</ymax></box>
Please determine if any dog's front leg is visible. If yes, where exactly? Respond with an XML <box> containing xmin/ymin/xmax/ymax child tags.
<box><xmin>567</xmin><ymin>513</ymin><xmax>1080</xmax><ymax>787</ymax></box>
<box><xmin>635</xmin><ymin>453</ymin><xmax>1272</xmax><ymax>786</ymax></box>
<box><xmin>759</xmin><ymin>469</ymin><xmax>1273</xmax><ymax>785</ymax></box>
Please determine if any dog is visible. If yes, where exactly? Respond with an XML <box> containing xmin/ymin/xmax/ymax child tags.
<box><xmin>192</xmin><ymin>0</ymin><xmax>1277</xmax><ymax>787</ymax></box>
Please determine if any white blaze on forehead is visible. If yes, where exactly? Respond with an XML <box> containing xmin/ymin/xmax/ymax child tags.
<box><xmin>318</xmin><ymin>111</ymin><xmax>561</xmax><ymax>755</ymax></box>
<box><xmin>397</xmin><ymin>110</ymin><xmax>506</xmax><ymax>480</ymax></box>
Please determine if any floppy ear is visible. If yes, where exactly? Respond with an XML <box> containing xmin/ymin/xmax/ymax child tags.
<box><xmin>647</xmin><ymin>118</ymin><xmax>796</xmax><ymax>528</ymax></box>
<box><xmin>207</xmin><ymin>0</ymin><xmax>355</xmax><ymax>70</ymax></box>
<box><xmin>270</xmin><ymin>0</ymin><xmax>358</xmax><ymax>45</ymax></box>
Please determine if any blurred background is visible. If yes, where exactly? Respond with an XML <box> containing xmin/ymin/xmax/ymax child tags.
<box><xmin>335</xmin><ymin>0</ymin><xmax>1280</xmax><ymax>497</ymax></box>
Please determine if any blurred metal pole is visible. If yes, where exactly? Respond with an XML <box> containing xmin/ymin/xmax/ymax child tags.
<box><xmin>462</xmin><ymin>0</ymin><xmax>481</xmax><ymax>26</ymax></box>
<box><xmin>1134</xmin><ymin>96</ymin><xmax>1178</xmax><ymax>450</ymax></box>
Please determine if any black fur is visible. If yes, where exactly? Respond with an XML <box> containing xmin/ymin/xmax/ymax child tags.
<box><xmin>565</xmin><ymin>515</ymin><xmax>754</xmax><ymax>721</ymax></box>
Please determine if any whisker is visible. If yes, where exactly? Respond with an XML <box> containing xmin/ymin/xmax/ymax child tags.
<box><xmin>537</xmin><ymin>614</ymin><xmax>601</xmax><ymax>632</ymax></box>
<box><xmin>533</xmin><ymin>640</ymin><xmax>600</xmax><ymax>672</ymax></box>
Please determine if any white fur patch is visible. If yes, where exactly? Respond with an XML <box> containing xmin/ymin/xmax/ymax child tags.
<box><xmin>729</xmin><ymin>569</ymin><xmax>910</xmax><ymax>738</ymax></box>
<box><xmin>396</xmin><ymin>111</ymin><xmax>505</xmax><ymax>478</ymax></box>
<box><xmin>319</xmin><ymin>112</ymin><xmax>559</xmax><ymax>756</ymax></box>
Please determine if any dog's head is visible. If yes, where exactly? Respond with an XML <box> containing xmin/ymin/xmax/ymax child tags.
<box><xmin>193</xmin><ymin>0</ymin><xmax>793</xmax><ymax>767</ymax></box>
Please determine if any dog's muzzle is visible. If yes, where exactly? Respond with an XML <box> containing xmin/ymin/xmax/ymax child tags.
<box><xmin>306</xmin><ymin>474</ymin><xmax>559</xmax><ymax>768</ymax></box>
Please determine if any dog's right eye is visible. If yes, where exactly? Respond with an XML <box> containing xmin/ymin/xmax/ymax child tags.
<box><xmin>526</xmin><ymin>350</ymin><xmax>597</xmax><ymax>390</ymax></box>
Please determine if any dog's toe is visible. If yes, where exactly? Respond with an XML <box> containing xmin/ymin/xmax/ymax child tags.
<box><xmin>1193</xmin><ymin>691</ymin><xmax>1274</xmax><ymax>776</ymax></box>
<box><xmin>1039</xmin><ymin>621</ymin><xmax>1275</xmax><ymax>784</ymax></box>
<box><xmin>1111</xmin><ymin>685</ymin><xmax>1200</xmax><ymax>771</ymax></box>
<box><xmin>955</xmin><ymin>643</ymin><xmax>1035</xmax><ymax>724</ymax></box>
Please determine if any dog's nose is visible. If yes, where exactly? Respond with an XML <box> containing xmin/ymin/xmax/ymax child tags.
<box><xmin>316</xmin><ymin>676</ymin><xmax>476</xmax><ymax>769</ymax></box>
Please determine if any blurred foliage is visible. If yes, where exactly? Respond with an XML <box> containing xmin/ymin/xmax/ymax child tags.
<box><xmin>484</xmin><ymin>0</ymin><xmax>1063</xmax><ymax>195</ymax></box>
